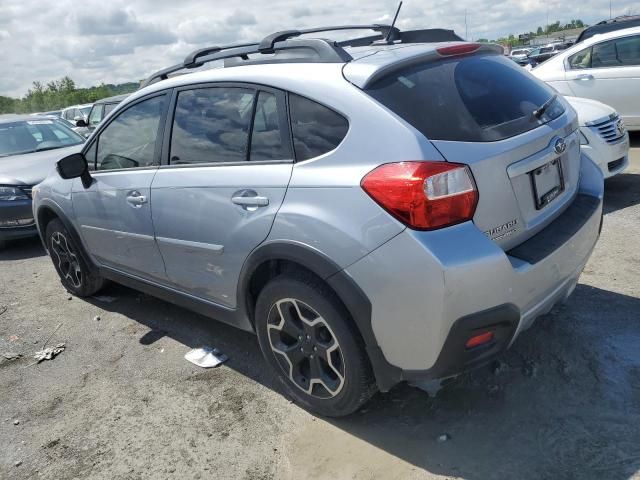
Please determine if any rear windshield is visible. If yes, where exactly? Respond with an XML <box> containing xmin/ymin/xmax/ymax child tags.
<box><xmin>365</xmin><ymin>53</ymin><xmax>565</xmax><ymax>142</ymax></box>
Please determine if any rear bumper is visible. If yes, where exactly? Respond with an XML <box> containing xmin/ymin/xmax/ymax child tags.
<box><xmin>345</xmin><ymin>153</ymin><xmax>603</xmax><ymax>386</ymax></box>
<box><xmin>0</xmin><ymin>199</ymin><xmax>38</xmax><ymax>242</ymax></box>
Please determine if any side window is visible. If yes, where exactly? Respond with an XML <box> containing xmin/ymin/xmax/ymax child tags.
<box><xmin>250</xmin><ymin>91</ymin><xmax>290</xmax><ymax>161</ymax></box>
<box><xmin>616</xmin><ymin>35</ymin><xmax>640</xmax><ymax>66</ymax></box>
<box><xmin>96</xmin><ymin>95</ymin><xmax>166</xmax><ymax>171</ymax></box>
<box><xmin>88</xmin><ymin>105</ymin><xmax>103</xmax><ymax>126</ymax></box>
<box><xmin>592</xmin><ymin>40</ymin><xmax>619</xmax><ymax>68</ymax></box>
<box><xmin>170</xmin><ymin>87</ymin><xmax>254</xmax><ymax>164</ymax></box>
<box><xmin>104</xmin><ymin>103</ymin><xmax>117</xmax><ymax>116</ymax></box>
<box><xmin>569</xmin><ymin>47</ymin><xmax>592</xmax><ymax>69</ymax></box>
<box><xmin>289</xmin><ymin>94</ymin><xmax>348</xmax><ymax>161</ymax></box>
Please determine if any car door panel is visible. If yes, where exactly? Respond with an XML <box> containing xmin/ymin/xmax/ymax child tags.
<box><xmin>73</xmin><ymin>169</ymin><xmax>166</xmax><ymax>280</ymax></box>
<box><xmin>150</xmin><ymin>85</ymin><xmax>293</xmax><ymax>309</ymax></box>
<box><xmin>151</xmin><ymin>164</ymin><xmax>292</xmax><ymax>307</ymax></box>
<box><xmin>73</xmin><ymin>93</ymin><xmax>169</xmax><ymax>280</ymax></box>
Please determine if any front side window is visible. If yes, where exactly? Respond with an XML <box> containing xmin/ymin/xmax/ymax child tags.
<box><xmin>289</xmin><ymin>94</ymin><xmax>349</xmax><ymax>161</ymax></box>
<box><xmin>88</xmin><ymin>105</ymin><xmax>103</xmax><ymax>126</ymax></box>
<box><xmin>170</xmin><ymin>87</ymin><xmax>254</xmax><ymax>164</ymax></box>
<box><xmin>569</xmin><ymin>35</ymin><xmax>640</xmax><ymax>69</ymax></box>
<box><xmin>96</xmin><ymin>95</ymin><xmax>166</xmax><ymax>171</ymax></box>
<box><xmin>569</xmin><ymin>47</ymin><xmax>592</xmax><ymax>69</ymax></box>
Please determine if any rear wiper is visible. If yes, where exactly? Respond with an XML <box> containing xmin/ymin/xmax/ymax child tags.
<box><xmin>532</xmin><ymin>94</ymin><xmax>557</xmax><ymax>119</ymax></box>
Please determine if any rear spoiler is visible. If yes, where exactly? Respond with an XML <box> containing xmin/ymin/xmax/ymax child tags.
<box><xmin>344</xmin><ymin>43</ymin><xmax>504</xmax><ymax>89</ymax></box>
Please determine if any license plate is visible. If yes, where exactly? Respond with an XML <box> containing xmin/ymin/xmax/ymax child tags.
<box><xmin>530</xmin><ymin>157</ymin><xmax>565</xmax><ymax>210</ymax></box>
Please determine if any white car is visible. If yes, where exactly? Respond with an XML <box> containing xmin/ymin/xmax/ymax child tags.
<box><xmin>532</xmin><ymin>26</ymin><xmax>640</xmax><ymax>131</ymax></box>
<box><xmin>565</xmin><ymin>96</ymin><xmax>629</xmax><ymax>178</ymax></box>
<box><xmin>60</xmin><ymin>103</ymin><xmax>93</xmax><ymax>124</ymax></box>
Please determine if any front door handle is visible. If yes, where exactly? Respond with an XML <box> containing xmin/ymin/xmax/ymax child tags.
<box><xmin>126</xmin><ymin>191</ymin><xmax>147</xmax><ymax>208</ymax></box>
<box><xmin>575</xmin><ymin>74</ymin><xmax>594</xmax><ymax>81</ymax></box>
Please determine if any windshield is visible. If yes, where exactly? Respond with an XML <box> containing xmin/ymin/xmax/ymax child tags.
<box><xmin>366</xmin><ymin>53</ymin><xmax>565</xmax><ymax>142</ymax></box>
<box><xmin>0</xmin><ymin>119</ymin><xmax>84</xmax><ymax>157</ymax></box>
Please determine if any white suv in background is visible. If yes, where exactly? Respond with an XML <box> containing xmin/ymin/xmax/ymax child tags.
<box><xmin>532</xmin><ymin>26</ymin><xmax>640</xmax><ymax>131</ymax></box>
<box><xmin>565</xmin><ymin>96</ymin><xmax>629</xmax><ymax>178</ymax></box>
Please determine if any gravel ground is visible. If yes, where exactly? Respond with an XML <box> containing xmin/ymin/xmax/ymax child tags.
<box><xmin>1</xmin><ymin>134</ymin><xmax>639</xmax><ymax>480</ymax></box>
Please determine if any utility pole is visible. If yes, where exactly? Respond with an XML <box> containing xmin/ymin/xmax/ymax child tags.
<box><xmin>464</xmin><ymin>9</ymin><xmax>468</xmax><ymax>40</ymax></box>
<box><xmin>546</xmin><ymin>4</ymin><xmax>549</xmax><ymax>38</ymax></box>
<box><xmin>610</xmin><ymin>0</ymin><xmax>613</xmax><ymax>18</ymax></box>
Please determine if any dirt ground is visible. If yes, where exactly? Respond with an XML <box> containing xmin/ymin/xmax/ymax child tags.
<box><xmin>1</xmin><ymin>134</ymin><xmax>639</xmax><ymax>480</ymax></box>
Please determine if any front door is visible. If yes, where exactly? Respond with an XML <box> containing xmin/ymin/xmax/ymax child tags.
<box><xmin>73</xmin><ymin>93</ymin><xmax>169</xmax><ymax>281</ymax></box>
<box><xmin>565</xmin><ymin>34</ymin><xmax>640</xmax><ymax>128</ymax></box>
<box><xmin>150</xmin><ymin>85</ymin><xmax>294</xmax><ymax>308</ymax></box>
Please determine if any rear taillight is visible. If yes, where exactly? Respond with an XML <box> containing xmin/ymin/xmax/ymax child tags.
<box><xmin>436</xmin><ymin>43</ymin><xmax>481</xmax><ymax>57</ymax></box>
<box><xmin>361</xmin><ymin>161</ymin><xmax>478</xmax><ymax>230</ymax></box>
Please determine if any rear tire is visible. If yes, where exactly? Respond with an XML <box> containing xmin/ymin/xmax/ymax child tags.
<box><xmin>45</xmin><ymin>218</ymin><xmax>105</xmax><ymax>297</ymax></box>
<box><xmin>255</xmin><ymin>272</ymin><xmax>376</xmax><ymax>417</ymax></box>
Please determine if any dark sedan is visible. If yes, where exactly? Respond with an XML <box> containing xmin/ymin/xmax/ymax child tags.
<box><xmin>0</xmin><ymin>115</ymin><xmax>84</xmax><ymax>249</ymax></box>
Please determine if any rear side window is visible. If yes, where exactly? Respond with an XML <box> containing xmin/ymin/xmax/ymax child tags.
<box><xmin>366</xmin><ymin>54</ymin><xmax>564</xmax><ymax>142</ymax></box>
<box><xmin>250</xmin><ymin>91</ymin><xmax>290</xmax><ymax>161</ymax></box>
<box><xmin>570</xmin><ymin>35</ymin><xmax>640</xmax><ymax>69</ymax></box>
<box><xmin>170</xmin><ymin>87</ymin><xmax>254</xmax><ymax>164</ymax></box>
<box><xmin>289</xmin><ymin>94</ymin><xmax>348</xmax><ymax>161</ymax></box>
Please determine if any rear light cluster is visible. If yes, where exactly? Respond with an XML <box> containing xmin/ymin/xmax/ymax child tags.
<box><xmin>361</xmin><ymin>162</ymin><xmax>478</xmax><ymax>230</ymax></box>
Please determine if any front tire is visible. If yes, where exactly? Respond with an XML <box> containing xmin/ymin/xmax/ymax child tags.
<box><xmin>255</xmin><ymin>272</ymin><xmax>376</xmax><ymax>417</ymax></box>
<box><xmin>45</xmin><ymin>218</ymin><xmax>105</xmax><ymax>297</ymax></box>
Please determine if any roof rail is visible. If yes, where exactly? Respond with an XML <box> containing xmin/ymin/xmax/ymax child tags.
<box><xmin>140</xmin><ymin>24</ymin><xmax>458</xmax><ymax>88</ymax></box>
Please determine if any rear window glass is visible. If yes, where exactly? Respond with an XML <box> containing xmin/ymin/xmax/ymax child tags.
<box><xmin>289</xmin><ymin>94</ymin><xmax>349</xmax><ymax>161</ymax></box>
<box><xmin>365</xmin><ymin>54</ymin><xmax>565</xmax><ymax>142</ymax></box>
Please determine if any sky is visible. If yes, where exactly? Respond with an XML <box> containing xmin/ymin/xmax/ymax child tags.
<box><xmin>0</xmin><ymin>0</ymin><xmax>638</xmax><ymax>97</ymax></box>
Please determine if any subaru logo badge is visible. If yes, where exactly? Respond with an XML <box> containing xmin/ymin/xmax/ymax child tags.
<box><xmin>554</xmin><ymin>138</ymin><xmax>567</xmax><ymax>155</ymax></box>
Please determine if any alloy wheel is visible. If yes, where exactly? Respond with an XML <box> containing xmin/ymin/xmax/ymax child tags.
<box><xmin>50</xmin><ymin>231</ymin><xmax>83</xmax><ymax>289</ymax></box>
<box><xmin>267</xmin><ymin>298</ymin><xmax>345</xmax><ymax>399</ymax></box>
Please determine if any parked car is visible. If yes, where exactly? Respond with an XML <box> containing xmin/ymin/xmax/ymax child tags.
<box><xmin>576</xmin><ymin>15</ymin><xmax>640</xmax><ymax>43</ymax></box>
<box><xmin>509</xmin><ymin>48</ymin><xmax>533</xmax><ymax>65</ymax></box>
<box><xmin>60</xmin><ymin>104</ymin><xmax>92</xmax><ymax>123</ymax></box>
<box><xmin>528</xmin><ymin>42</ymin><xmax>572</xmax><ymax>64</ymax></box>
<box><xmin>81</xmin><ymin>94</ymin><xmax>130</xmax><ymax>132</ymax></box>
<box><xmin>53</xmin><ymin>116</ymin><xmax>91</xmax><ymax>139</ymax></box>
<box><xmin>33</xmin><ymin>26</ymin><xmax>604</xmax><ymax>417</ymax></box>
<box><xmin>532</xmin><ymin>26</ymin><xmax>640</xmax><ymax>131</ymax></box>
<box><xmin>0</xmin><ymin>115</ymin><xmax>84</xmax><ymax>249</ymax></box>
<box><xmin>565</xmin><ymin>96</ymin><xmax>629</xmax><ymax>178</ymax></box>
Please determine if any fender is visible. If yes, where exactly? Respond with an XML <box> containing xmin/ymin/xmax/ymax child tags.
<box><xmin>238</xmin><ymin>240</ymin><xmax>403</xmax><ymax>391</ymax></box>
<box><xmin>35</xmin><ymin>199</ymin><xmax>99</xmax><ymax>275</ymax></box>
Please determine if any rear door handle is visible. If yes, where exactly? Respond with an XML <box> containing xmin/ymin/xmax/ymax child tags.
<box><xmin>126</xmin><ymin>191</ymin><xmax>147</xmax><ymax>208</ymax></box>
<box><xmin>231</xmin><ymin>196</ymin><xmax>269</xmax><ymax>207</ymax></box>
<box><xmin>575</xmin><ymin>74</ymin><xmax>594</xmax><ymax>81</ymax></box>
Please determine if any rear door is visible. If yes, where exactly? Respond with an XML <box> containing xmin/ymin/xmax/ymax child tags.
<box><xmin>565</xmin><ymin>34</ymin><xmax>640</xmax><ymax>128</ymax></box>
<box><xmin>150</xmin><ymin>84</ymin><xmax>293</xmax><ymax>308</ymax></box>
<box><xmin>73</xmin><ymin>93</ymin><xmax>168</xmax><ymax>281</ymax></box>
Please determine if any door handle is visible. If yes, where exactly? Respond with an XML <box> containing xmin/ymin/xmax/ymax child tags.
<box><xmin>575</xmin><ymin>74</ymin><xmax>594</xmax><ymax>81</ymax></box>
<box><xmin>231</xmin><ymin>196</ymin><xmax>269</xmax><ymax>207</ymax></box>
<box><xmin>126</xmin><ymin>191</ymin><xmax>147</xmax><ymax>208</ymax></box>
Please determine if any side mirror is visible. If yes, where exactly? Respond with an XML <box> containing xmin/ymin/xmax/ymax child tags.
<box><xmin>75</xmin><ymin>118</ymin><xmax>88</xmax><ymax>128</ymax></box>
<box><xmin>57</xmin><ymin>153</ymin><xmax>93</xmax><ymax>188</ymax></box>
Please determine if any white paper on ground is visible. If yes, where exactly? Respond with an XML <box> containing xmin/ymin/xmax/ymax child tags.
<box><xmin>184</xmin><ymin>347</ymin><xmax>228</xmax><ymax>368</ymax></box>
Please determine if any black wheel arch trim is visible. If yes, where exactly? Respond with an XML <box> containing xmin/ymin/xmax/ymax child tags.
<box><xmin>237</xmin><ymin>240</ymin><xmax>403</xmax><ymax>392</ymax></box>
<box><xmin>35</xmin><ymin>200</ymin><xmax>99</xmax><ymax>275</ymax></box>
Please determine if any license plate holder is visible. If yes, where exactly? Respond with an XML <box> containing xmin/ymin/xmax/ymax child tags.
<box><xmin>530</xmin><ymin>157</ymin><xmax>565</xmax><ymax>210</ymax></box>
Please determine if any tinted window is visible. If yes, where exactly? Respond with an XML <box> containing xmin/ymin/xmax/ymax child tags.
<box><xmin>96</xmin><ymin>95</ymin><xmax>166</xmax><ymax>171</ymax></box>
<box><xmin>170</xmin><ymin>88</ymin><xmax>254</xmax><ymax>164</ymax></box>
<box><xmin>366</xmin><ymin>54</ymin><xmax>564</xmax><ymax>142</ymax></box>
<box><xmin>592</xmin><ymin>40</ymin><xmax>619</xmax><ymax>67</ymax></box>
<box><xmin>250</xmin><ymin>91</ymin><xmax>290</xmax><ymax>161</ymax></box>
<box><xmin>289</xmin><ymin>94</ymin><xmax>348</xmax><ymax>161</ymax></box>
<box><xmin>569</xmin><ymin>47</ymin><xmax>592</xmax><ymax>69</ymax></box>
<box><xmin>104</xmin><ymin>103</ymin><xmax>117</xmax><ymax>116</ymax></box>
<box><xmin>614</xmin><ymin>35</ymin><xmax>640</xmax><ymax>66</ymax></box>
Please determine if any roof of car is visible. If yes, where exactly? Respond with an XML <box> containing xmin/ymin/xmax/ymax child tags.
<box><xmin>94</xmin><ymin>93</ymin><xmax>130</xmax><ymax>105</ymax></box>
<box><xmin>577</xmin><ymin>16</ymin><xmax>640</xmax><ymax>43</ymax></box>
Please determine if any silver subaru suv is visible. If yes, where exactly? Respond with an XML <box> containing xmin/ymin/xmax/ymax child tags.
<box><xmin>32</xmin><ymin>25</ymin><xmax>604</xmax><ymax>417</ymax></box>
